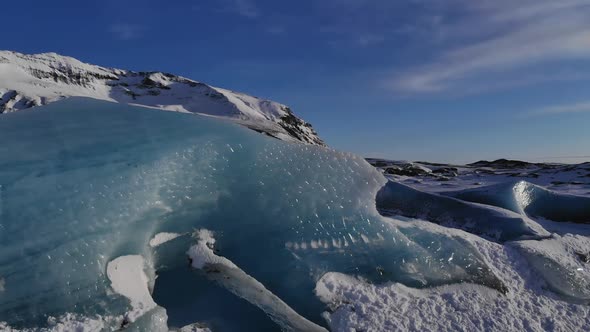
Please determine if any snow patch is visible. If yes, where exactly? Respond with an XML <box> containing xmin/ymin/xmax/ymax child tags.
<box><xmin>149</xmin><ymin>232</ymin><xmax>182</xmax><ymax>247</ymax></box>
<box><xmin>106</xmin><ymin>255</ymin><xmax>157</xmax><ymax>322</ymax></box>
<box><xmin>187</xmin><ymin>229</ymin><xmax>238</xmax><ymax>270</ymax></box>
<box><xmin>514</xmin><ymin>234</ymin><xmax>590</xmax><ymax>300</ymax></box>
<box><xmin>316</xmin><ymin>231</ymin><xmax>590</xmax><ymax>332</ymax></box>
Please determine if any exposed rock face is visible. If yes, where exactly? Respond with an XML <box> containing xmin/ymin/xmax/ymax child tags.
<box><xmin>468</xmin><ymin>159</ymin><xmax>536</xmax><ymax>169</ymax></box>
<box><xmin>0</xmin><ymin>51</ymin><xmax>324</xmax><ymax>145</ymax></box>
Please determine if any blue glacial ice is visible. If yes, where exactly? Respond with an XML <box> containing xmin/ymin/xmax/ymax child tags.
<box><xmin>0</xmin><ymin>98</ymin><xmax>509</xmax><ymax>331</ymax></box>
<box><xmin>0</xmin><ymin>98</ymin><xmax>588</xmax><ymax>331</ymax></box>
<box><xmin>443</xmin><ymin>180</ymin><xmax>590</xmax><ymax>224</ymax></box>
<box><xmin>376</xmin><ymin>181</ymin><xmax>549</xmax><ymax>242</ymax></box>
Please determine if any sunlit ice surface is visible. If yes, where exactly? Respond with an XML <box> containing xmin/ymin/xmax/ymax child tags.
<box><xmin>0</xmin><ymin>98</ymin><xmax>588</xmax><ymax>331</ymax></box>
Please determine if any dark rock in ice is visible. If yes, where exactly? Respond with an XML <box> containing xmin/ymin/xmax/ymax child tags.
<box><xmin>575</xmin><ymin>252</ymin><xmax>590</xmax><ymax>264</ymax></box>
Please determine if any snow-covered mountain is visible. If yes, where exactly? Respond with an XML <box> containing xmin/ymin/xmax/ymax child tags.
<box><xmin>0</xmin><ymin>51</ymin><xmax>324</xmax><ymax>145</ymax></box>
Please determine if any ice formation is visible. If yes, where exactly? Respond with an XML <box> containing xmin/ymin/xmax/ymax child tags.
<box><xmin>150</xmin><ymin>233</ymin><xmax>183</xmax><ymax>248</ymax></box>
<box><xmin>187</xmin><ymin>229</ymin><xmax>327</xmax><ymax>332</ymax></box>
<box><xmin>376</xmin><ymin>181</ymin><xmax>549</xmax><ymax>242</ymax></box>
<box><xmin>0</xmin><ymin>98</ymin><xmax>588</xmax><ymax>331</ymax></box>
<box><xmin>445</xmin><ymin>181</ymin><xmax>590</xmax><ymax>224</ymax></box>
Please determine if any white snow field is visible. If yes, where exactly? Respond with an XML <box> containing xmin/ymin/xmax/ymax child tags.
<box><xmin>0</xmin><ymin>99</ymin><xmax>588</xmax><ymax>331</ymax></box>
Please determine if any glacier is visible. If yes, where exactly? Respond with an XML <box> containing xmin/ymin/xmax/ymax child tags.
<box><xmin>0</xmin><ymin>99</ymin><xmax>589</xmax><ymax>331</ymax></box>
<box><xmin>376</xmin><ymin>181</ymin><xmax>549</xmax><ymax>242</ymax></box>
<box><xmin>443</xmin><ymin>181</ymin><xmax>590</xmax><ymax>224</ymax></box>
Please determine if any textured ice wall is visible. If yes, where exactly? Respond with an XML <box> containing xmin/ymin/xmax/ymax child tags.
<box><xmin>376</xmin><ymin>181</ymin><xmax>549</xmax><ymax>242</ymax></box>
<box><xmin>444</xmin><ymin>181</ymin><xmax>590</xmax><ymax>224</ymax></box>
<box><xmin>0</xmin><ymin>99</ymin><xmax>502</xmax><ymax>330</ymax></box>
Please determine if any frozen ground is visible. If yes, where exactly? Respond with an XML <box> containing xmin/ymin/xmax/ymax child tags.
<box><xmin>0</xmin><ymin>100</ymin><xmax>588</xmax><ymax>331</ymax></box>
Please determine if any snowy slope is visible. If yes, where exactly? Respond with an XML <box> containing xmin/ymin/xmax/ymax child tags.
<box><xmin>0</xmin><ymin>51</ymin><xmax>324</xmax><ymax>145</ymax></box>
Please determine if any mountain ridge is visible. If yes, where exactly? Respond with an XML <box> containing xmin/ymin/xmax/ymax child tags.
<box><xmin>0</xmin><ymin>51</ymin><xmax>324</xmax><ymax>145</ymax></box>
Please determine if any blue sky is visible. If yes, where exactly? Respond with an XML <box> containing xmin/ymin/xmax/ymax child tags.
<box><xmin>2</xmin><ymin>0</ymin><xmax>590</xmax><ymax>163</ymax></box>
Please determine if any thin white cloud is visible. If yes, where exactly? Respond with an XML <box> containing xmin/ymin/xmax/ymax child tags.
<box><xmin>387</xmin><ymin>0</ymin><xmax>590</xmax><ymax>94</ymax></box>
<box><xmin>529</xmin><ymin>101</ymin><xmax>590</xmax><ymax>116</ymax></box>
<box><xmin>109</xmin><ymin>24</ymin><xmax>144</xmax><ymax>40</ymax></box>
